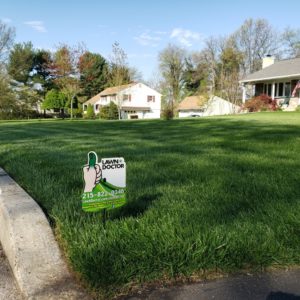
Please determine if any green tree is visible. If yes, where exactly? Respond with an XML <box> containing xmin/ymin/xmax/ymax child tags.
<box><xmin>42</xmin><ymin>89</ymin><xmax>67</xmax><ymax>118</ymax></box>
<box><xmin>32</xmin><ymin>49</ymin><xmax>54</xmax><ymax>92</ymax></box>
<box><xmin>50</xmin><ymin>44</ymin><xmax>83</xmax><ymax>119</ymax></box>
<box><xmin>183</xmin><ymin>56</ymin><xmax>208</xmax><ymax>96</ymax></box>
<box><xmin>78</xmin><ymin>51</ymin><xmax>108</xmax><ymax>99</ymax></box>
<box><xmin>8</xmin><ymin>42</ymin><xmax>35</xmax><ymax>83</ymax></box>
<box><xmin>218</xmin><ymin>44</ymin><xmax>243</xmax><ymax>104</ymax></box>
<box><xmin>16</xmin><ymin>86</ymin><xmax>41</xmax><ymax>117</ymax></box>
<box><xmin>0</xmin><ymin>74</ymin><xmax>17</xmax><ymax>119</ymax></box>
<box><xmin>159</xmin><ymin>44</ymin><xmax>186</xmax><ymax>116</ymax></box>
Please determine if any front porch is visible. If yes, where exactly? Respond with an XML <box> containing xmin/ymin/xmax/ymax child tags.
<box><xmin>242</xmin><ymin>79</ymin><xmax>300</xmax><ymax>111</ymax></box>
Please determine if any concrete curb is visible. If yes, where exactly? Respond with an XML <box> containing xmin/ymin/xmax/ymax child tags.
<box><xmin>0</xmin><ymin>168</ymin><xmax>90</xmax><ymax>300</ymax></box>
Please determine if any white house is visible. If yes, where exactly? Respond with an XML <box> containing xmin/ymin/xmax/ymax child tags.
<box><xmin>83</xmin><ymin>82</ymin><xmax>161</xmax><ymax>119</ymax></box>
<box><xmin>178</xmin><ymin>95</ymin><xmax>241</xmax><ymax>118</ymax></box>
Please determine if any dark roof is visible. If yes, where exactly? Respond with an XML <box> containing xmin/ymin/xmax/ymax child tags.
<box><xmin>241</xmin><ymin>57</ymin><xmax>300</xmax><ymax>83</ymax></box>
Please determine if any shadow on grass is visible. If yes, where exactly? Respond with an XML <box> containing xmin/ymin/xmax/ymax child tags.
<box><xmin>109</xmin><ymin>192</ymin><xmax>163</xmax><ymax>220</ymax></box>
<box><xmin>1</xmin><ymin>114</ymin><xmax>300</xmax><ymax>293</ymax></box>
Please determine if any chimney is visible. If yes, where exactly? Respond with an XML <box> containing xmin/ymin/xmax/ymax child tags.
<box><xmin>262</xmin><ymin>55</ymin><xmax>275</xmax><ymax>69</ymax></box>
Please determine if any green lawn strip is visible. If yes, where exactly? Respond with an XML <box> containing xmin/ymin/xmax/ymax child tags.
<box><xmin>0</xmin><ymin>112</ymin><xmax>300</xmax><ymax>298</ymax></box>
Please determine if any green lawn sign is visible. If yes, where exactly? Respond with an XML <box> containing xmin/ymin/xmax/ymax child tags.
<box><xmin>82</xmin><ymin>151</ymin><xmax>126</xmax><ymax>212</ymax></box>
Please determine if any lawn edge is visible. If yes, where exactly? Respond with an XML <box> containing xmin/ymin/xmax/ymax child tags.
<box><xmin>0</xmin><ymin>167</ymin><xmax>90</xmax><ymax>299</ymax></box>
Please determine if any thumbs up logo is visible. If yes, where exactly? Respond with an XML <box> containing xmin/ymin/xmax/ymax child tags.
<box><xmin>82</xmin><ymin>151</ymin><xmax>102</xmax><ymax>193</ymax></box>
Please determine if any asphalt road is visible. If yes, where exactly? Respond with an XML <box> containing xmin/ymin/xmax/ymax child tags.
<box><xmin>128</xmin><ymin>269</ymin><xmax>300</xmax><ymax>300</ymax></box>
<box><xmin>0</xmin><ymin>244</ymin><xmax>23</xmax><ymax>300</ymax></box>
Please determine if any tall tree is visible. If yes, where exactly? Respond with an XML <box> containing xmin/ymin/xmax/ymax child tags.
<box><xmin>219</xmin><ymin>43</ymin><xmax>243</xmax><ymax>104</ymax></box>
<box><xmin>108</xmin><ymin>42</ymin><xmax>131</xmax><ymax>119</ymax></box>
<box><xmin>7</xmin><ymin>42</ymin><xmax>35</xmax><ymax>83</ymax></box>
<box><xmin>50</xmin><ymin>44</ymin><xmax>84</xmax><ymax>118</ymax></box>
<box><xmin>282</xmin><ymin>27</ymin><xmax>300</xmax><ymax>58</ymax></box>
<box><xmin>159</xmin><ymin>44</ymin><xmax>186</xmax><ymax>115</ymax></box>
<box><xmin>201</xmin><ymin>36</ymin><xmax>226</xmax><ymax>94</ymax></box>
<box><xmin>78</xmin><ymin>51</ymin><xmax>108</xmax><ymax>99</ymax></box>
<box><xmin>183</xmin><ymin>55</ymin><xmax>208</xmax><ymax>96</ymax></box>
<box><xmin>0</xmin><ymin>21</ymin><xmax>15</xmax><ymax>66</ymax></box>
<box><xmin>108</xmin><ymin>42</ymin><xmax>131</xmax><ymax>87</ymax></box>
<box><xmin>233</xmin><ymin>18</ymin><xmax>279</xmax><ymax>75</ymax></box>
<box><xmin>32</xmin><ymin>49</ymin><xmax>53</xmax><ymax>91</ymax></box>
<box><xmin>0</xmin><ymin>74</ymin><xmax>17</xmax><ymax>118</ymax></box>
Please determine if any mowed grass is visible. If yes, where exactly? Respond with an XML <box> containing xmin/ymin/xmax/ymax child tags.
<box><xmin>1</xmin><ymin>112</ymin><xmax>300</xmax><ymax>297</ymax></box>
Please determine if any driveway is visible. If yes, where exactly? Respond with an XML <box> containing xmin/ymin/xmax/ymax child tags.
<box><xmin>128</xmin><ymin>269</ymin><xmax>300</xmax><ymax>300</ymax></box>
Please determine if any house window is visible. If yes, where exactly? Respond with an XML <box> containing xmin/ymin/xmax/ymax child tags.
<box><xmin>110</xmin><ymin>95</ymin><xmax>116</xmax><ymax>101</ymax></box>
<box><xmin>95</xmin><ymin>104</ymin><xmax>99</xmax><ymax>111</ymax></box>
<box><xmin>101</xmin><ymin>96</ymin><xmax>107</xmax><ymax>102</ymax></box>
<box><xmin>83</xmin><ymin>105</ymin><xmax>87</xmax><ymax>111</ymax></box>
<box><xmin>147</xmin><ymin>95</ymin><xmax>155</xmax><ymax>102</ymax></box>
<box><xmin>123</xmin><ymin>94</ymin><xmax>131</xmax><ymax>101</ymax></box>
<box><xmin>278</xmin><ymin>83</ymin><xmax>284</xmax><ymax>96</ymax></box>
<box><xmin>285</xmin><ymin>82</ymin><xmax>291</xmax><ymax>97</ymax></box>
<box><xmin>263</xmin><ymin>82</ymin><xmax>292</xmax><ymax>98</ymax></box>
<box><xmin>263</xmin><ymin>84</ymin><xmax>272</xmax><ymax>96</ymax></box>
<box><xmin>275</xmin><ymin>82</ymin><xmax>290</xmax><ymax>97</ymax></box>
<box><xmin>267</xmin><ymin>84</ymin><xmax>272</xmax><ymax>96</ymax></box>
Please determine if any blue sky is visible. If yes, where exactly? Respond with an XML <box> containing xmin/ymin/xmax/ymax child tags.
<box><xmin>1</xmin><ymin>0</ymin><xmax>300</xmax><ymax>80</ymax></box>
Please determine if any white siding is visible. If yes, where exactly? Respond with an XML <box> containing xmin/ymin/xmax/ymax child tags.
<box><xmin>120</xmin><ymin>83</ymin><xmax>161</xmax><ymax>119</ymax></box>
<box><xmin>178</xmin><ymin>96</ymin><xmax>240</xmax><ymax>118</ymax></box>
<box><xmin>85</xmin><ymin>83</ymin><xmax>161</xmax><ymax>119</ymax></box>
<box><xmin>203</xmin><ymin>97</ymin><xmax>240</xmax><ymax>116</ymax></box>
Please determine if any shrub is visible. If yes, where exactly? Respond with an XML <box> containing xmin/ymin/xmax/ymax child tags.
<box><xmin>243</xmin><ymin>94</ymin><xmax>278</xmax><ymax>112</ymax></box>
<box><xmin>67</xmin><ymin>102</ymin><xmax>83</xmax><ymax>118</ymax></box>
<box><xmin>161</xmin><ymin>107</ymin><xmax>174</xmax><ymax>120</ymax></box>
<box><xmin>85</xmin><ymin>103</ymin><xmax>95</xmax><ymax>119</ymax></box>
<box><xmin>99</xmin><ymin>101</ymin><xmax>118</xmax><ymax>120</ymax></box>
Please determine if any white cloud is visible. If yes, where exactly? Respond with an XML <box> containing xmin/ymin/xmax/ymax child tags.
<box><xmin>134</xmin><ymin>31</ymin><xmax>162</xmax><ymax>47</ymax></box>
<box><xmin>24</xmin><ymin>21</ymin><xmax>47</xmax><ymax>33</ymax></box>
<box><xmin>1</xmin><ymin>18</ymin><xmax>12</xmax><ymax>23</ymax></box>
<box><xmin>154</xmin><ymin>30</ymin><xmax>168</xmax><ymax>35</ymax></box>
<box><xmin>170</xmin><ymin>28</ymin><xmax>201</xmax><ymax>47</ymax></box>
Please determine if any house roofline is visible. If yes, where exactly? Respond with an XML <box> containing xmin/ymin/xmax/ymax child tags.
<box><xmin>240</xmin><ymin>73</ymin><xmax>300</xmax><ymax>84</ymax></box>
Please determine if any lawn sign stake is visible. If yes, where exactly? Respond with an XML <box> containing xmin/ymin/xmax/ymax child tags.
<box><xmin>82</xmin><ymin>151</ymin><xmax>126</xmax><ymax>225</ymax></box>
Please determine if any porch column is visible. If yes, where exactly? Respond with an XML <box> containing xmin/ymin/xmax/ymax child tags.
<box><xmin>271</xmin><ymin>82</ymin><xmax>275</xmax><ymax>100</ymax></box>
<box><xmin>242</xmin><ymin>84</ymin><xmax>246</xmax><ymax>103</ymax></box>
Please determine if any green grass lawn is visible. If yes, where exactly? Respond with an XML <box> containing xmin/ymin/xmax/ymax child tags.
<box><xmin>1</xmin><ymin>112</ymin><xmax>300</xmax><ymax>298</ymax></box>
